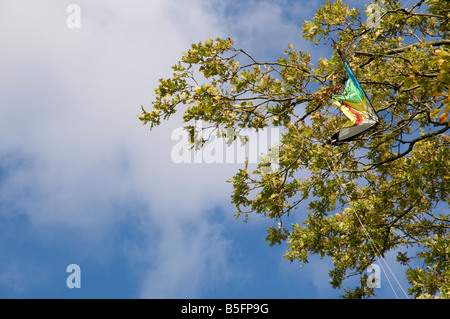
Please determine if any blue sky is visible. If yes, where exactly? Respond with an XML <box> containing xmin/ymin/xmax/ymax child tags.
<box><xmin>0</xmin><ymin>0</ymin><xmax>415</xmax><ymax>299</ymax></box>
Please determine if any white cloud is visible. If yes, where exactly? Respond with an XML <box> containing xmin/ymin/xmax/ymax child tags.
<box><xmin>0</xmin><ymin>0</ymin><xmax>239</xmax><ymax>297</ymax></box>
<box><xmin>0</xmin><ymin>260</ymin><xmax>47</xmax><ymax>294</ymax></box>
<box><xmin>138</xmin><ymin>217</ymin><xmax>235</xmax><ymax>298</ymax></box>
<box><xmin>0</xmin><ymin>0</ymin><xmax>323</xmax><ymax>298</ymax></box>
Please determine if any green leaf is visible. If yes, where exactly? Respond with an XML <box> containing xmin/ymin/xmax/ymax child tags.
<box><xmin>430</xmin><ymin>108</ymin><xmax>441</xmax><ymax>118</ymax></box>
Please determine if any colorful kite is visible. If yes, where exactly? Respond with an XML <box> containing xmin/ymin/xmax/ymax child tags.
<box><xmin>328</xmin><ymin>50</ymin><xmax>379</xmax><ymax>145</ymax></box>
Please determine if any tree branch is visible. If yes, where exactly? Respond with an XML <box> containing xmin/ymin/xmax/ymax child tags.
<box><xmin>355</xmin><ymin>39</ymin><xmax>450</xmax><ymax>57</ymax></box>
<box><xmin>369</xmin><ymin>125</ymin><xmax>450</xmax><ymax>167</ymax></box>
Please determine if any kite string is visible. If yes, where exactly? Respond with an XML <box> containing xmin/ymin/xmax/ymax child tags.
<box><xmin>325</xmin><ymin>157</ymin><xmax>401</xmax><ymax>298</ymax></box>
<box><xmin>323</xmin><ymin>154</ymin><xmax>409</xmax><ymax>299</ymax></box>
<box><xmin>325</xmin><ymin>157</ymin><xmax>398</xmax><ymax>298</ymax></box>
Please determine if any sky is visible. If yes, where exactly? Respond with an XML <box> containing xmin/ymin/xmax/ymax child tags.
<box><xmin>0</xmin><ymin>0</ymin><xmax>413</xmax><ymax>299</ymax></box>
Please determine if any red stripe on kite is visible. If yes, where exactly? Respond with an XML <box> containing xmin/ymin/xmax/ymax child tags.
<box><xmin>343</xmin><ymin>102</ymin><xmax>364</xmax><ymax>125</ymax></box>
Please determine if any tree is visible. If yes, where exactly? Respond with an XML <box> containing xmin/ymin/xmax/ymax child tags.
<box><xmin>139</xmin><ymin>0</ymin><xmax>449</xmax><ymax>298</ymax></box>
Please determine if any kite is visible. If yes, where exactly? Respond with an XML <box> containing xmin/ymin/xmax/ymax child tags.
<box><xmin>328</xmin><ymin>50</ymin><xmax>379</xmax><ymax>145</ymax></box>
